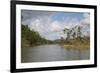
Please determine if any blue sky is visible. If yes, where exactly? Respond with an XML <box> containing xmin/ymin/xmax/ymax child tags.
<box><xmin>22</xmin><ymin>10</ymin><xmax>90</xmax><ymax>40</ymax></box>
<box><xmin>51</xmin><ymin>12</ymin><xmax>84</xmax><ymax>22</ymax></box>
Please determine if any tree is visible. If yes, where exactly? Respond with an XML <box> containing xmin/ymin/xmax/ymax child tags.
<box><xmin>72</xmin><ymin>31</ymin><xmax>76</xmax><ymax>39</ymax></box>
<box><xmin>63</xmin><ymin>28</ymin><xmax>70</xmax><ymax>40</ymax></box>
<box><xmin>21</xmin><ymin>24</ymin><xmax>54</xmax><ymax>48</ymax></box>
<box><xmin>77</xmin><ymin>26</ymin><xmax>82</xmax><ymax>40</ymax></box>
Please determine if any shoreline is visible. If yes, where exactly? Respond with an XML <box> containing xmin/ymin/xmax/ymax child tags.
<box><xmin>63</xmin><ymin>44</ymin><xmax>90</xmax><ymax>49</ymax></box>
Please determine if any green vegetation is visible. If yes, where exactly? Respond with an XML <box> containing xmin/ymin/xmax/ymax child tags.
<box><xmin>21</xmin><ymin>24</ymin><xmax>90</xmax><ymax>49</ymax></box>
<box><xmin>62</xmin><ymin>26</ymin><xmax>90</xmax><ymax>49</ymax></box>
<box><xmin>21</xmin><ymin>24</ymin><xmax>53</xmax><ymax>48</ymax></box>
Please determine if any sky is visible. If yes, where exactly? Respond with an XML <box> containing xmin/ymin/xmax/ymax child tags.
<box><xmin>21</xmin><ymin>10</ymin><xmax>90</xmax><ymax>40</ymax></box>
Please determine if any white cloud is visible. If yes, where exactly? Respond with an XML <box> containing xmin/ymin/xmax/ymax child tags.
<box><xmin>79</xmin><ymin>13</ymin><xmax>90</xmax><ymax>36</ymax></box>
<box><xmin>22</xmin><ymin>10</ymin><xmax>90</xmax><ymax>40</ymax></box>
<box><xmin>51</xmin><ymin>21</ymin><xmax>62</xmax><ymax>32</ymax></box>
<box><xmin>83</xmin><ymin>13</ymin><xmax>90</xmax><ymax>18</ymax></box>
<box><xmin>81</xmin><ymin>13</ymin><xmax>90</xmax><ymax>25</ymax></box>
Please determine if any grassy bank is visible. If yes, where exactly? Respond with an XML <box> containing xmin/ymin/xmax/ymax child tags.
<box><xmin>63</xmin><ymin>44</ymin><xmax>89</xmax><ymax>49</ymax></box>
<box><xmin>62</xmin><ymin>38</ymin><xmax>90</xmax><ymax>49</ymax></box>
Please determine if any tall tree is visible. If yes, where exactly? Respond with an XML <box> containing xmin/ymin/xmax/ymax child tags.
<box><xmin>63</xmin><ymin>28</ymin><xmax>70</xmax><ymax>40</ymax></box>
<box><xmin>77</xmin><ymin>26</ymin><xmax>82</xmax><ymax>40</ymax></box>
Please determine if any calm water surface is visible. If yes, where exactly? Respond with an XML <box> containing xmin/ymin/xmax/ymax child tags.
<box><xmin>21</xmin><ymin>44</ymin><xmax>90</xmax><ymax>63</ymax></box>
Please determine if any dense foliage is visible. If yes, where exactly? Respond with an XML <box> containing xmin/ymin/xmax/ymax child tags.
<box><xmin>21</xmin><ymin>24</ymin><xmax>52</xmax><ymax>48</ymax></box>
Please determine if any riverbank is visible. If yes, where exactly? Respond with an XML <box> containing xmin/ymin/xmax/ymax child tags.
<box><xmin>63</xmin><ymin>44</ymin><xmax>89</xmax><ymax>49</ymax></box>
<box><xmin>62</xmin><ymin>38</ymin><xmax>90</xmax><ymax>49</ymax></box>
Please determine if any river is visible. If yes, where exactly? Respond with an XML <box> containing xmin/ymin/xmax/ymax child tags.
<box><xmin>21</xmin><ymin>44</ymin><xmax>90</xmax><ymax>63</ymax></box>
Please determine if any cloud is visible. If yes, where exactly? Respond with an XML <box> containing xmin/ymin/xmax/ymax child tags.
<box><xmin>83</xmin><ymin>13</ymin><xmax>90</xmax><ymax>18</ymax></box>
<box><xmin>51</xmin><ymin>21</ymin><xmax>62</xmax><ymax>32</ymax></box>
<box><xmin>81</xmin><ymin>13</ymin><xmax>90</xmax><ymax>25</ymax></box>
<box><xmin>21</xmin><ymin>10</ymin><xmax>55</xmax><ymax>24</ymax></box>
<box><xmin>21</xmin><ymin>10</ymin><xmax>90</xmax><ymax>40</ymax></box>
<box><xmin>79</xmin><ymin>13</ymin><xmax>90</xmax><ymax>36</ymax></box>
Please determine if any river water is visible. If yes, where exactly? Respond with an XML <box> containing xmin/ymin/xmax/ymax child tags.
<box><xmin>21</xmin><ymin>44</ymin><xmax>90</xmax><ymax>63</ymax></box>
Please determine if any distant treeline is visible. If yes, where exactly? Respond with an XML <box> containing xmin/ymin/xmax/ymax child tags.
<box><xmin>21</xmin><ymin>24</ymin><xmax>53</xmax><ymax>48</ymax></box>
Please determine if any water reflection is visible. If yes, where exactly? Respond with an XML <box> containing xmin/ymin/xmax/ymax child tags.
<box><xmin>21</xmin><ymin>44</ymin><xmax>90</xmax><ymax>63</ymax></box>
